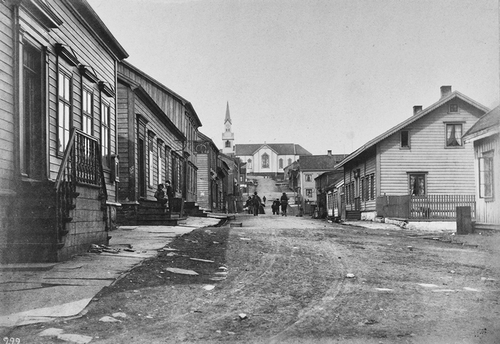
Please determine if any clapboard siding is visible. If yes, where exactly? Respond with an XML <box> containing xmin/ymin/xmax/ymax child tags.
<box><xmin>196</xmin><ymin>154</ymin><xmax>210</xmax><ymax>209</ymax></box>
<box><xmin>116</xmin><ymin>83</ymin><xmax>131</xmax><ymax>201</ymax></box>
<box><xmin>474</xmin><ymin>136</ymin><xmax>500</xmax><ymax>226</ymax></box>
<box><xmin>379</xmin><ymin>101</ymin><xmax>481</xmax><ymax>195</ymax></box>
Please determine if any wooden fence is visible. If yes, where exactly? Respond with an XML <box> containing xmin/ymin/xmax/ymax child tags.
<box><xmin>376</xmin><ymin>194</ymin><xmax>475</xmax><ymax>220</ymax></box>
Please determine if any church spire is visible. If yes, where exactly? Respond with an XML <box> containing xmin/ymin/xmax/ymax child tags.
<box><xmin>224</xmin><ymin>101</ymin><xmax>231</xmax><ymax>124</ymax></box>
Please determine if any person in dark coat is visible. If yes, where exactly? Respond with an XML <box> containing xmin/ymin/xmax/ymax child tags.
<box><xmin>165</xmin><ymin>180</ymin><xmax>174</xmax><ymax>215</ymax></box>
<box><xmin>272</xmin><ymin>198</ymin><xmax>280</xmax><ymax>215</ymax></box>
<box><xmin>154</xmin><ymin>184</ymin><xmax>167</xmax><ymax>205</ymax></box>
<box><xmin>252</xmin><ymin>192</ymin><xmax>262</xmax><ymax>216</ymax></box>
<box><xmin>263</xmin><ymin>196</ymin><xmax>267</xmax><ymax>204</ymax></box>
<box><xmin>280</xmin><ymin>192</ymin><xmax>289</xmax><ymax>216</ymax></box>
<box><xmin>245</xmin><ymin>197</ymin><xmax>253</xmax><ymax>214</ymax></box>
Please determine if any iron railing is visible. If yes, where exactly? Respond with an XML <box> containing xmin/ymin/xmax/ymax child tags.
<box><xmin>55</xmin><ymin>128</ymin><xmax>108</xmax><ymax>243</ymax></box>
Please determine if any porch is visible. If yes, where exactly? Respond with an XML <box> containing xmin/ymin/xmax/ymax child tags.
<box><xmin>376</xmin><ymin>194</ymin><xmax>476</xmax><ymax>220</ymax></box>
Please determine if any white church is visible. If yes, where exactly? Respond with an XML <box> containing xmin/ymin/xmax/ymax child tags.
<box><xmin>222</xmin><ymin>103</ymin><xmax>312</xmax><ymax>178</ymax></box>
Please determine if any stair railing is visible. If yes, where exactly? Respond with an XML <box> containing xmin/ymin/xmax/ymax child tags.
<box><xmin>55</xmin><ymin>128</ymin><xmax>109</xmax><ymax>244</ymax></box>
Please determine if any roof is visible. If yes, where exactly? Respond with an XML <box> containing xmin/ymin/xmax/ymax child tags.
<box><xmin>67</xmin><ymin>0</ymin><xmax>129</xmax><ymax>60</ymax></box>
<box><xmin>224</xmin><ymin>102</ymin><xmax>231</xmax><ymax>124</ymax></box>
<box><xmin>120</xmin><ymin>61</ymin><xmax>202</xmax><ymax>127</ymax></box>
<box><xmin>463</xmin><ymin>106</ymin><xmax>500</xmax><ymax>142</ymax></box>
<box><xmin>234</xmin><ymin>143</ymin><xmax>312</xmax><ymax>156</ymax></box>
<box><xmin>336</xmin><ymin>90</ymin><xmax>489</xmax><ymax>168</ymax></box>
<box><xmin>298</xmin><ymin>154</ymin><xmax>348</xmax><ymax>171</ymax></box>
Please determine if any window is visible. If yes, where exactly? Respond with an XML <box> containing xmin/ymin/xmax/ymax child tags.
<box><xmin>279</xmin><ymin>158</ymin><xmax>283</xmax><ymax>169</ymax></box>
<box><xmin>445</xmin><ymin>123</ymin><xmax>463</xmax><ymax>147</ymax></box>
<box><xmin>101</xmin><ymin>102</ymin><xmax>110</xmax><ymax>166</ymax></box>
<box><xmin>82</xmin><ymin>88</ymin><xmax>93</xmax><ymax>135</ymax></box>
<box><xmin>479</xmin><ymin>151</ymin><xmax>494</xmax><ymax>199</ymax></box>
<box><xmin>148</xmin><ymin>134</ymin><xmax>154</xmax><ymax>187</ymax></box>
<box><xmin>306</xmin><ymin>189</ymin><xmax>313</xmax><ymax>198</ymax></box>
<box><xmin>225</xmin><ymin>140</ymin><xmax>231</xmax><ymax>148</ymax></box>
<box><xmin>409</xmin><ymin>173</ymin><xmax>426</xmax><ymax>195</ymax></box>
<box><xmin>165</xmin><ymin>146</ymin><xmax>170</xmax><ymax>181</ymax></box>
<box><xmin>157</xmin><ymin>141</ymin><xmax>163</xmax><ymax>186</ymax></box>
<box><xmin>370</xmin><ymin>174</ymin><xmax>375</xmax><ymax>200</ymax></box>
<box><xmin>58</xmin><ymin>70</ymin><xmax>72</xmax><ymax>153</ymax></box>
<box><xmin>247</xmin><ymin>158</ymin><xmax>252</xmax><ymax>169</ymax></box>
<box><xmin>262</xmin><ymin>153</ymin><xmax>269</xmax><ymax>168</ymax></box>
<box><xmin>305</xmin><ymin>174</ymin><xmax>312</xmax><ymax>182</ymax></box>
<box><xmin>449</xmin><ymin>104</ymin><xmax>458</xmax><ymax>113</ymax></box>
<box><xmin>288</xmin><ymin>158</ymin><xmax>292</xmax><ymax>166</ymax></box>
<box><xmin>400</xmin><ymin>130</ymin><xmax>409</xmax><ymax>148</ymax></box>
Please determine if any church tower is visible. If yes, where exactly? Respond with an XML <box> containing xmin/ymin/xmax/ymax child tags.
<box><xmin>222</xmin><ymin>102</ymin><xmax>234</xmax><ymax>154</ymax></box>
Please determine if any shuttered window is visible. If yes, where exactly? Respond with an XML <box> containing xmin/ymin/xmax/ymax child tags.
<box><xmin>479</xmin><ymin>151</ymin><xmax>494</xmax><ymax>199</ymax></box>
<box><xmin>58</xmin><ymin>70</ymin><xmax>72</xmax><ymax>153</ymax></box>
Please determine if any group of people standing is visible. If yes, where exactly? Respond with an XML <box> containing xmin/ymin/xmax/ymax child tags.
<box><xmin>245</xmin><ymin>192</ymin><xmax>289</xmax><ymax>216</ymax></box>
<box><xmin>154</xmin><ymin>180</ymin><xmax>174</xmax><ymax>214</ymax></box>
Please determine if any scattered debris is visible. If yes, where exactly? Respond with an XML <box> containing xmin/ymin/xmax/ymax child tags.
<box><xmin>112</xmin><ymin>312</ymin><xmax>127</xmax><ymax>318</ymax></box>
<box><xmin>124</xmin><ymin>248</ymin><xmax>135</xmax><ymax>252</ymax></box>
<box><xmin>463</xmin><ymin>287</ymin><xmax>480</xmax><ymax>292</ymax></box>
<box><xmin>364</xmin><ymin>319</ymin><xmax>379</xmax><ymax>325</ymax></box>
<box><xmin>58</xmin><ymin>333</ymin><xmax>93</xmax><ymax>344</ymax></box>
<box><xmin>204</xmin><ymin>229</ymin><xmax>214</xmax><ymax>234</ymax></box>
<box><xmin>219</xmin><ymin>266</ymin><xmax>228</xmax><ymax>271</ymax></box>
<box><xmin>449</xmin><ymin>270</ymin><xmax>456</xmax><ymax>274</ymax></box>
<box><xmin>209</xmin><ymin>277</ymin><xmax>227</xmax><ymax>281</ymax></box>
<box><xmin>346</xmin><ymin>273</ymin><xmax>355</xmax><ymax>278</ymax></box>
<box><xmin>162</xmin><ymin>247</ymin><xmax>179</xmax><ymax>252</ymax></box>
<box><xmin>99</xmin><ymin>316</ymin><xmax>121</xmax><ymax>323</ymax></box>
<box><xmin>167</xmin><ymin>252</ymin><xmax>178</xmax><ymax>256</ymax></box>
<box><xmin>227</xmin><ymin>331</ymin><xmax>236</xmax><ymax>335</ymax></box>
<box><xmin>214</xmin><ymin>271</ymin><xmax>228</xmax><ymax>275</ymax></box>
<box><xmin>240</xmin><ymin>237</ymin><xmax>251</xmax><ymax>241</ymax></box>
<box><xmin>481</xmin><ymin>277</ymin><xmax>496</xmax><ymax>282</ymax></box>
<box><xmin>375</xmin><ymin>288</ymin><xmax>393</xmax><ymax>291</ymax></box>
<box><xmin>213</xmin><ymin>241</ymin><xmax>221</xmax><ymax>244</ymax></box>
<box><xmin>88</xmin><ymin>244</ymin><xmax>120</xmax><ymax>254</ymax></box>
<box><xmin>417</xmin><ymin>283</ymin><xmax>439</xmax><ymax>288</ymax></box>
<box><xmin>431</xmin><ymin>289</ymin><xmax>456</xmax><ymax>293</ymax></box>
<box><xmin>190</xmin><ymin>258</ymin><xmax>215</xmax><ymax>263</ymax></box>
<box><xmin>39</xmin><ymin>328</ymin><xmax>64</xmax><ymax>336</ymax></box>
<box><xmin>166</xmin><ymin>267</ymin><xmax>199</xmax><ymax>276</ymax></box>
<box><xmin>407</xmin><ymin>246</ymin><xmax>414</xmax><ymax>251</ymax></box>
<box><xmin>238</xmin><ymin>313</ymin><xmax>248</xmax><ymax>320</ymax></box>
<box><xmin>203</xmin><ymin>285</ymin><xmax>215</xmax><ymax>291</ymax></box>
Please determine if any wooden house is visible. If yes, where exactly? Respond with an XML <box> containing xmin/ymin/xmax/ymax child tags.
<box><xmin>195</xmin><ymin>131</ymin><xmax>220</xmax><ymax>212</ymax></box>
<box><xmin>116</xmin><ymin>61</ymin><xmax>201</xmax><ymax>223</ymax></box>
<box><xmin>315</xmin><ymin>169</ymin><xmax>343</xmax><ymax>218</ymax></box>
<box><xmin>0</xmin><ymin>0</ymin><xmax>128</xmax><ymax>262</ymax></box>
<box><xmin>219</xmin><ymin>153</ymin><xmax>243</xmax><ymax>213</ymax></box>
<box><xmin>463</xmin><ymin>106</ymin><xmax>500</xmax><ymax>230</ymax></box>
<box><xmin>286</xmin><ymin>151</ymin><xmax>347</xmax><ymax>214</ymax></box>
<box><xmin>336</xmin><ymin>86</ymin><xmax>488</xmax><ymax>222</ymax></box>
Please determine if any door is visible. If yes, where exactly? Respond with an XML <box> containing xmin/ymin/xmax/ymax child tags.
<box><xmin>21</xmin><ymin>43</ymin><xmax>45</xmax><ymax>179</ymax></box>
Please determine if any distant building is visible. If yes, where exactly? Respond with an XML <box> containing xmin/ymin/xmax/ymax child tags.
<box><xmin>221</xmin><ymin>102</ymin><xmax>235</xmax><ymax>155</ymax></box>
<box><xmin>284</xmin><ymin>151</ymin><xmax>347</xmax><ymax>213</ymax></box>
<box><xmin>235</xmin><ymin>143</ymin><xmax>312</xmax><ymax>178</ymax></box>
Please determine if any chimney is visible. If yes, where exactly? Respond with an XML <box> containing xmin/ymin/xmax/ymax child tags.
<box><xmin>440</xmin><ymin>85</ymin><xmax>452</xmax><ymax>98</ymax></box>
<box><xmin>413</xmin><ymin>105</ymin><xmax>423</xmax><ymax>115</ymax></box>
<box><xmin>327</xmin><ymin>150</ymin><xmax>332</xmax><ymax>156</ymax></box>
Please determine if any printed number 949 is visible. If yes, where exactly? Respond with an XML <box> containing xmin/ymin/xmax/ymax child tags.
<box><xmin>3</xmin><ymin>338</ymin><xmax>20</xmax><ymax>344</ymax></box>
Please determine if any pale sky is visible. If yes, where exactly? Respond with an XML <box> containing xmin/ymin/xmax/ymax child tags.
<box><xmin>87</xmin><ymin>0</ymin><xmax>499</xmax><ymax>155</ymax></box>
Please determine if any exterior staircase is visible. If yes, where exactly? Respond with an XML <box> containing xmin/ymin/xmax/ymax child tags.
<box><xmin>345</xmin><ymin>210</ymin><xmax>361</xmax><ymax>221</ymax></box>
<box><xmin>184</xmin><ymin>202</ymin><xmax>209</xmax><ymax>217</ymax></box>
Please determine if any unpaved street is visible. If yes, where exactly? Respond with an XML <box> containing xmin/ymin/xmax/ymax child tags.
<box><xmin>8</xmin><ymin>214</ymin><xmax>500</xmax><ymax>344</ymax></box>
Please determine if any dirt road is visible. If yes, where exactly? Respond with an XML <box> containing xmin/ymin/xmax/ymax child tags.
<box><xmin>7</xmin><ymin>214</ymin><xmax>500</xmax><ymax>343</ymax></box>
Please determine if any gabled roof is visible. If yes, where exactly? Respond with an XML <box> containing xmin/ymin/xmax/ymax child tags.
<box><xmin>337</xmin><ymin>90</ymin><xmax>489</xmax><ymax>168</ymax></box>
<box><xmin>64</xmin><ymin>0</ymin><xmax>129</xmax><ymax>60</ymax></box>
<box><xmin>298</xmin><ymin>154</ymin><xmax>347</xmax><ymax>171</ymax></box>
<box><xmin>463</xmin><ymin>106</ymin><xmax>500</xmax><ymax>142</ymax></box>
<box><xmin>120</xmin><ymin>61</ymin><xmax>202</xmax><ymax>127</ymax></box>
<box><xmin>197</xmin><ymin>131</ymin><xmax>219</xmax><ymax>152</ymax></box>
<box><xmin>235</xmin><ymin>143</ymin><xmax>312</xmax><ymax>156</ymax></box>
<box><xmin>224</xmin><ymin>102</ymin><xmax>231</xmax><ymax>124</ymax></box>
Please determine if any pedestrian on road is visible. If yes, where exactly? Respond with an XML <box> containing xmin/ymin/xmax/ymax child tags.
<box><xmin>245</xmin><ymin>197</ymin><xmax>253</xmax><ymax>214</ymax></box>
<box><xmin>263</xmin><ymin>196</ymin><xmax>267</xmax><ymax>204</ymax></box>
<box><xmin>272</xmin><ymin>198</ymin><xmax>280</xmax><ymax>215</ymax></box>
<box><xmin>280</xmin><ymin>192</ymin><xmax>289</xmax><ymax>216</ymax></box>
<box><xmin>252</xmin><ymin>192</ymin><xmax>262</xmax><ymax>216</ymax></box>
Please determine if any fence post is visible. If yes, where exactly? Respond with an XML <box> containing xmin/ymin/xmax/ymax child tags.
<box><xmin>456</xmin><ymin>206</ymin><xmax>472</xmax><ymax>235</ymax></box>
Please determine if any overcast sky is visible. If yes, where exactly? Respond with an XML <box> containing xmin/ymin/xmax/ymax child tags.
<box><xmin>87</xmin><ymin>0</ymin><xmax>499</xmax><ymax>155</ymax></box>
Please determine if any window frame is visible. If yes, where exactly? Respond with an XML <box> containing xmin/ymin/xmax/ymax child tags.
<box><xmin>305</xmin><ymin>174</ymin><xmax>312</xmax><ymax>182</ymax></box>
<box><xmin>400</xmin><ymin>130</ymin><xmax>410</xmax><ymax>149</ymax></box>
<box><xmin>82</xmin><ymin>86</ymin><xmax>93</xmax><ymax>136</ymax></box>
<box><xmin>305</xmin><ymin>188</ymin><xmax>313</xmax><ymax>198</ymax></box>
<box><xmin>479</xmin><ymin>151</ymin><xmax>494</xmax><ymax>200</ymax></box>
<box><xmin>261</xmin><ymin>153</ymin><xmax>269</xmax><ymax>169</ymax></box>
<box><xmin>100</xmin><ymin>100</ymin><xmax>111</xmax><ymax>168</ymax></box>
<box><xmin>444</xmin><ymin>122</ymin><xmax>464</xmax><ymax>148</ymax></box>
<box><xmin>57</xmin><ymin>68</ymin><xmax>72</xmax><ymax>155</ymax></box>
<box><xmin>449</xmin><ymin>103</ymin><xmax>458</xmax><ymax>113</ymax></box>
<box><xmin>408</xmin><ymin>172</ymin><xmax>427</xmax><ymax>196</ymax></box>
